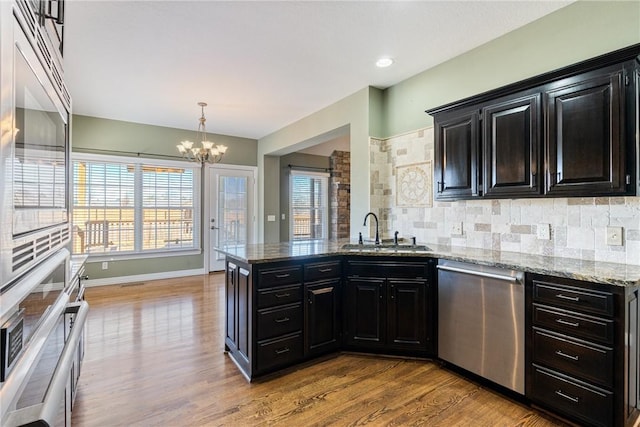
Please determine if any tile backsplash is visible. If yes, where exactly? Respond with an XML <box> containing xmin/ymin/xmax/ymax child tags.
<box><xmin>369</xmin><ymin>128</ymin><xmax>640</xmax><ymax>266</ymax></box>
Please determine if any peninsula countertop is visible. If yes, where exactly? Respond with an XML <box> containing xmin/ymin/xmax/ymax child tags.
<box><xmin>215</xmin><ymin>241</ymin><xmax>640</xmax><ymax>288</ymax></box>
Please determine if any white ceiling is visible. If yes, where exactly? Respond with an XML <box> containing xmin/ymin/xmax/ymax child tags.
<box><xmin>64</xmin><ymin>1</ymin><xmax>572</xmax><ymax>140</ymax></box>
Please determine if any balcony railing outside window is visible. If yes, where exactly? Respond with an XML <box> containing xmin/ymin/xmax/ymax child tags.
<box><xmin>72</xmin><ymin>154</ymin><xmax>200</xmax><ymax>255</ymax></box>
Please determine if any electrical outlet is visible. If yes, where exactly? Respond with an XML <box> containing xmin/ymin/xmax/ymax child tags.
<box><xmin>537</xmin><ymin>223</ymin><xmax>551</xmax><ymax>240</ymax></box>
<box><xmin>101</xmin><ymin>261</ymin><xmax>109</xmax><ymax>270</ymax></box>
<box><xmin>267</xmin><ymin>215</ymin><xmax>276</xmax><ymax>222</ymax></box>
<box><xmin>451</xmin><ymin>222</ymin><xmax>463</xmax><ymax>236</ymax></box>
<box><xmin>281</xmin><ymin>213</ymin><xmax>286</xmax><ymax>220</ymax></box>
<box><xmin>605</xmin><ymin>226</ymin><xmax>623</xmax><ymax>246</ymax></box>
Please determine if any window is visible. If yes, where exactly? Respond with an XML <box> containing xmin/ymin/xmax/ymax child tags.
<box><xmin>72</xmin><ymin>154</ymin><xmax>200</xmax><ymax>256</ymax></box>
<box><xmin>289</xmin><ymin>170</ymin><xmax>328</xmax><ymax>240</ymax></box>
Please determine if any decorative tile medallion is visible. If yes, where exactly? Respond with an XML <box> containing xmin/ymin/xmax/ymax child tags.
<box><xmin>396</xmin><ymin>162</ymin><xmax>432</xmax><ymax>207</ymax></box>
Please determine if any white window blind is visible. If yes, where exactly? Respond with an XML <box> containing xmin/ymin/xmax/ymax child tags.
<box><xmin>72</xmin><ymin>154</ymin><xmax>200</xmax><ymax>256</ymax></box>
<box><xmin>289</xmin><ymin>170</ymin><xmax>329</xmax><ymax>240</ymax></box>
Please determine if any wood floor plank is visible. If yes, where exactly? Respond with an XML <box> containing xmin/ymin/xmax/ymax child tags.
<box><xmin>71</xmin><ymin>274</ymin><xmax>567</xmax><ymax>427</ymax></box>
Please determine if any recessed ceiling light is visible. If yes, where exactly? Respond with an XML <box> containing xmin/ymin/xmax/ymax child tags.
<box><xmin>376</xmin><ymin>57</ymin><xmax>394</xmax><ymax>68</ymax></box>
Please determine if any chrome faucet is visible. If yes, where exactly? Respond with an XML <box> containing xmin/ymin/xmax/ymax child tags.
<box><xmin>363</xmin><ymin>212</ymin><xmax>380</xmax><ymax>245</ymax></box>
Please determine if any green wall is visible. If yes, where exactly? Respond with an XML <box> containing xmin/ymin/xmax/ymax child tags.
<box><xmin>258</xmin><ymin>88</ymin><xmax>370</xmax><ymax>243</ymax></box>
<box><xmin>279</xmin><ymin>153</ymin><xmax>331</xmax><ymax>242</ymax></box>
<box><xmin>72</xmin><ymin>115</ymin><xmax>258</xmax><ymax>166</ymax></box>
<box><xmin>381</xmin><ymin>0</ymin><xmax>640</xmax><ymax>137</ymax></box>
<box><xmin>71</xmin><ymin>114</ymin><xmax>258</xmax><ymax>279</ymax></box>
<box><xmin>83</xmin><ymin>255</ymin><xmax>204</xmax><ymax>281</ymax></box>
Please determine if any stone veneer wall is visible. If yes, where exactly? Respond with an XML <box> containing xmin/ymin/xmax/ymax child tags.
<box><xmin>330</xmin><ymin>150</ymin><xmax>350</xmax><ymax>240</ymax></box>
<box><xmin>369</xmin><ymin>128</ymin><xmax>640</xmax><ymax>266</ymax></box>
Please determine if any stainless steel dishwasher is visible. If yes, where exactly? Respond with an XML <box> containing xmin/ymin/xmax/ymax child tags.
<box><xmin>437</xmin><ymin>259</ymin><xmax>525</xmax><ymax>394</ymax></box>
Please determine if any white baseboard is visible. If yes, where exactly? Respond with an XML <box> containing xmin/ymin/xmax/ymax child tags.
<box><xmin>83</xmin><ymin>268</ymin><xmax>207</xmax><ymax>287</ymax></box>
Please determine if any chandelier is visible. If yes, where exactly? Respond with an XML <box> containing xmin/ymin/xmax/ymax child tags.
<box><xmin>177</xmin><ymin>102</ymin><xmax>227</xmax><ymax>163</ymax></box>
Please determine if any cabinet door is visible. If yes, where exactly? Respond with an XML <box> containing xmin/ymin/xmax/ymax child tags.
<box><xmin>434</xmin><ymin>110</ymin><xmax>479</xmax><ymax>199</ymax></box>
<box><xmin>344</xmin><ymin>277</ymin><xmax>385</xmax><ymax>349</ymax></box>
<box><xmin>483</xmin><ymin>94</ymin><xmax>541</xmax><ymax>197</ymax></box>
<box><xmin>627</xmin><ymin>290</ymin><xmax>639</xmax><ymax>418</ymax></box>
<box><xmin>305</xmin><ymin>279</ymin><xmax>341</xmax><ymax>356</ymax></box>
<box><xmin>236</xmin><ymin>266</ymin><xmax>251</xmax><ymax>363</ymax></box>
<box><xmin>545</xmin><ymin>68</ymin><xmax>627</xmax><ymax>196</ymax></box>
<box><xmin>387</xmin><ymin>279</ymin><xmax>427</xmax><ymax>352</ymax></box>
<box><xmin>225</xmin><ymin>262</ymin><xmax>237</xmax><ymax>349</ymax></box>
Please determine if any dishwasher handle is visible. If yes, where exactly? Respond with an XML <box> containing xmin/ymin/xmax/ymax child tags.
<box><xmin>437</xmin><ymin>264</ymin><xmax>523</xmax><ymax>284</ymax></box>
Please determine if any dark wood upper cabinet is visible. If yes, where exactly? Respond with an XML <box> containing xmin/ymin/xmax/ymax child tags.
<box><xmin>483</xmin><ymin>94</ymin><xmax>541</xmax><ymax>197</ymax></box>
<box><xmin>545</xmin><ymin>67</ymin><xmax>626</xmax><ymax>196</ymax></box>
<box><xmin>427</xmin><ymin>44</ymin><xmax>639</xmax><ymax>200</ymax></box>
<box><xmin>433</xmin><ymin>110</ymin><xmax>479</xmax><ymax>200</ymax></box>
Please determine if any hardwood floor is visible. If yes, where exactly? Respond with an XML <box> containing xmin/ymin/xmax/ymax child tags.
<box><xmin>71</xmin><ymin>274</ymin><xmax>566</xmax><ymax>427</ymax></box>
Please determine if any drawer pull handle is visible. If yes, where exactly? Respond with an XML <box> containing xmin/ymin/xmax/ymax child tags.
<box><xmin>555</xmin><ymin>318</ymin><xmax>580</xmax><ymax>327</ymax></box>
<box><xmin>275</xmin><ymin>293</ymin><xmax>290</xmax><ymax>298</ymax></box>
<box><xmin>555</xmin><ymin>390</ymin><xmax>580</xmax><ymax>403</ymax></box>
<box><xmin>318</xmin><ymin>268</ymin><xmax>332</xmax><ymax>273</ymax></box>
<box><xmin>276</xmin><ymin>274</ymin><xmax>291</xmax><ymax>278</ymax></box>
<box><xmin>556</xmin><ymin>294</ymin><xmax>580</xmax><ymax>302</ymax></box>
<box><xmin>275</xmin><ymin>347</ymin><xmax>290</xmax><ymax>355</ymax></box>
<box><xmin>275</xmin><ymin>317</ymin><xmax>290</xmax><ymax>323</ymax></box>
<box><xmin>555</xmin><ymin>350</ymin><xmax>579</xmax><ymax>361</ymax></box>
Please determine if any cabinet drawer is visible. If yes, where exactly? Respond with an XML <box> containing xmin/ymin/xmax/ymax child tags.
<box><xmin>257</xmin><ymin>303</ymin><xmax>302</xmax><ymax>340</ymax></box>
<box><xmin>529</xmin><ymin>364</ymin><xmax>612</xmax><ymax>427</ymax></box>
<box><xmin>258</xmin><ymin>266</ymin><xmax>302</xmax><ymax>289</ymax></box>
<box><xmin>532</xmin><ymin>280</ymin><xmax>614</xmax><ymax>317</ymax></box>
<box><xmin>257</xmin><ymin>285</ymin><xmax>302</xmax><ymax>309</ymax></box>
<box><xmin>256</xmin><ymin>333</ymin><xmax>303</xmax><ymax>373</ymax></box>
<box><xmin>305</xmin><ymin>260</ymin><xmax>341</xmax><ymax>282</ymax></box>
<box><xmin>532</xmin><ymin>328</ymin><xmax>613</xmax><ymax>388</ymax></box>
<box><xmin>532</xmin><ymin>304</ymin><xmax>614</xmax><ymax>345</ymax></box>
<box><xmin>347</xmin><ymin>261</ymin><xmax>428</xmax><ymax>280</ymax></box>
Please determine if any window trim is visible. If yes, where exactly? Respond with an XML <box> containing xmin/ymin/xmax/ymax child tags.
<box><xmin>71</xmin><ymin>152</ymin><xmax>201</xmax><ymax>257</ymax></box>
<box><xmin>289</xmin><ymin>169</ymin><xmax>329</xmax><ymax>241</ymax></box>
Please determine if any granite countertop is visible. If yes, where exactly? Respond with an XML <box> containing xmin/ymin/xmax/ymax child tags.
<box><xmin>216</xmin><ymin>241</ymin><xmax>640</xmax><ymax>288</ymax></box>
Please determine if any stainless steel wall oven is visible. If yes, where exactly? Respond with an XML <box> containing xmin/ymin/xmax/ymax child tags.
<box><xmin>1</xmin><ymin>0</ymin><xmax>71</xmax><ymax>289</ymax></box>
<box><xmin>0</xmin><ymin>249</ymin><xmax>88</xmax><ymax>426</ymax></box>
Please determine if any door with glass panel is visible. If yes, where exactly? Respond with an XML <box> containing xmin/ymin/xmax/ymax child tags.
<box><xmin>209</xmin><ymin>167</ymin><xmax>255</xmax><ymax>271</ymax></box>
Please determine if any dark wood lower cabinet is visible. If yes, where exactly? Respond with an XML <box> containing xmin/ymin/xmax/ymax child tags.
<box><xmin>225</xmin><ymin>260</ymin><xmax>251</xmax><ymax>375</ymax></box>
<box><xmin>224</xmin><ymin>254</ymin><xmax>637</xmax><ymax>427</ymax></box>
<box><xmin>225</xmin><ymin>256</ymin><xmax>343</xmax><ymax>379</ymax></box>
<box><xmin>305</xmin><ymin>279</ymin><xmax>341</xmax><ymax>356</ymax></box>
<box><xmin>344</xmin><ymin>277</ymin><xmax>385</xmax><ymax>349</ymax></box>
<box><xmin>344</xmin><ymin>258</ymin><xmax>435</xmax><ymax>356</ymax></box>
<box><xmin>526</xmin><ymin>274</ymin><xmax>639</xmax><ymax>427</ymax></box>
<box><xmin>387</xmin><ymin>279</ymin><xmax>427</xmax><ymax>351</ymax></box>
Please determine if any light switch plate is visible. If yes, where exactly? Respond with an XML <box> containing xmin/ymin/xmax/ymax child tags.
<box><xmin>451</xmin><ymin>222</ymin><xmax>463</xmax><ymax>236</ymax></box>
<box><xmin>537</xmin><ymin>223</ymin><xmax>551</xmax><ymax>240</ymax></box>
<box><xmin>267</xmin><ymin>215</ymin><xmax>276</xmax><ymax>222</ymax></box>
<box><xmin>605</xmin><ymin>226</ymin><xmax>623</xmax><ymax>246</ymax></box>
<box><xmin>101</xmin><ymin>262</ymin><xmax>108</xmax><ymax>270</ymax></box>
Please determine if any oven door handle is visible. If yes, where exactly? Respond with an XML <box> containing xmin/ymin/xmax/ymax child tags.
<box><xmin>6</xmin><ymin>301</ymin><xmax>89</xmax><ymax>427</ymax></box>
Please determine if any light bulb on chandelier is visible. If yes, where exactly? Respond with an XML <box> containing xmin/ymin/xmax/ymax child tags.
<box><xmin>177</xmin><ymin>102</ymin><xmax>227</xmax><ymax>164</ymax></box>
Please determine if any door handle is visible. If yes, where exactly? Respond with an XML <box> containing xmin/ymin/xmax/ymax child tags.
<box><xmin>211</xmin><ymin>226</ymin><xmax>219</xmax><ymax>230</ymax></box>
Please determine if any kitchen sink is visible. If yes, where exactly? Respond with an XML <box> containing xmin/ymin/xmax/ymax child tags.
<box><xmin>340</xmin><ymin>243</ymin><xmax>431</xmax><ymax>252</ymax></box>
